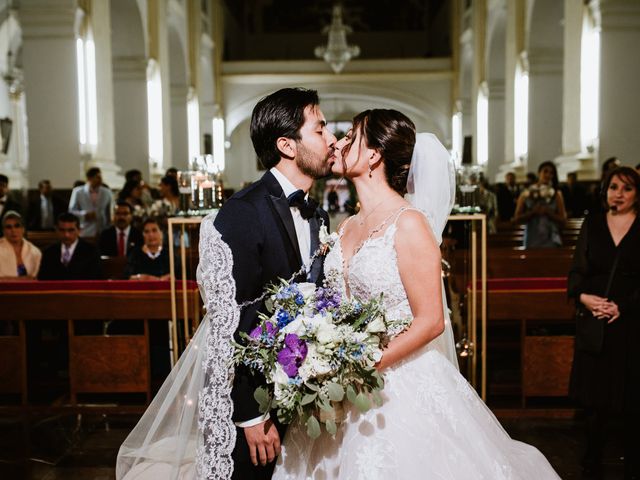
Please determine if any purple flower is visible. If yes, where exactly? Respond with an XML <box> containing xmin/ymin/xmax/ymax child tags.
<box><xmin>315</xmin><ymin>287</ymin><xmax>342</xmax><ymax>312</ymax></box>
<box><xmin>250</xmin><ymin>322</ymin><xmax>278</xmax><ymax>340</ymax></box>
<box><xmin>277</xmin><ymin>333</ymin><xmax>308</xmax><ymax>377</ymax></box>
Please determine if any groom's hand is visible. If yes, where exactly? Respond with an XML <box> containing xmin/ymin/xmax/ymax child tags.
<box><xmin>244</xmin><ymin>419</ymin><xmax>281</xmax><ymax>467</ymax></box>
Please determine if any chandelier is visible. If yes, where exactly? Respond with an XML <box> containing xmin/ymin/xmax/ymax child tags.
<box><xmin>314</xmin><ymin>5</ymin><xmax>360</xmax><ymax>74</ymax></box>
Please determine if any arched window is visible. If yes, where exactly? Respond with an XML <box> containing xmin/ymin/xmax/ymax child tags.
<box><xmin>514</xmin><ymin>54</ymin><xmax>529</xmax><ymax>163</ymax></box>
<box><xmin>580</xmin><ymin>6</ymin><xmax>600</xmax><ymax>153</ymax></box>
<box><xmin>146</xmin><ymin>59</ymin><xmax>164</xmax><ymax>171</ymax></box>
<box><xmin>476</xmin><ymin>82</ymin><xmax>488</xmax><ymax>166</ymax></box>
<box><xmin>76</xmin><ymin>11</ymin><xmax>97</xmax><ymax>153</ymax></box>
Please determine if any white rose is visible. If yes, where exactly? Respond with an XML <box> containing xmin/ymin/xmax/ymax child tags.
<box><xmin>316</xmin><ymin>323</ymin><xmax>341</xmax><ymax>344</ymax></box>
<box><xmin>280</xmin><ymin>317</ymin><xmax>306</xmax><ymax>336</ymax></box>
<box><xmin>272</xmin><ymin>364</ymin><xmax>290</xmax><ymax>387</ymax></box>
<box><xmin>365</xmin><ymin>316</ymin><xmax>387</xmax><ymax>334</ymax></box>
<box><xmin>297</xmin><ymin>282</ymin><xmax>317</xmax><ymax>301</ymax></box>
<box><xmin>318</xmin><ymin>225</ymin><xmax>330</xmax><ymax>244</ymax></box>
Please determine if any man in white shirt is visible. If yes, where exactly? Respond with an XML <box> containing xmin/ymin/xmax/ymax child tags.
<box><xmin>212</xmin><ymin>88</ymin><xmax>336</xmax><ymax>479</ymax></box>
<box><xmin>68</xmin><ymin>167</ymin><xmax>113</xmax><ymax>238</ymax></box>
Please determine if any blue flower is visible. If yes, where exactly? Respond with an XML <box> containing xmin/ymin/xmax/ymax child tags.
<box><xmin>276</xmin><ymin>309</ymin><xmax>293</xmax><ymax>329</ymax></box>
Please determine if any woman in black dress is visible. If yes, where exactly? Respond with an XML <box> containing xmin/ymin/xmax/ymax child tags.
<box><xmin>126</xmin><ymin>218</ymin><xmax>171</xmax><ymax>280</ymax></box>
<box><xmin>568</xmin><ymin>166</ymin><xmax>640</xmax><ymax>479</ymax></box>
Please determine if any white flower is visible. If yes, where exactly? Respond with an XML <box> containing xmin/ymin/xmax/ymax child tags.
<box><xmin>365</xmin><ymin>316</ymin><xmax>386</xmax><ymax>334</ymax></box>
<box><xmin>272</xmin><ymin>364</ymin><xmax>289</xmax><ymax>387</ymax></box>
<box><xmin>297</xmin><ymin>282</ymin><xmax>316</xmax><ymax>301</ymax></box>
<box><xmin>280</xmin><ymin>317</ymin><xmax>306</xmax><ymax>336</ymax></box>
<box><xmin>316</xmin><ymin>322</ymin><xmax>341</xmax><ymax>344</ymax></box>
<box><xmin>298</xmin><ymin>344</ymin><xmax>335</xmax><ymax>380</ymax></box>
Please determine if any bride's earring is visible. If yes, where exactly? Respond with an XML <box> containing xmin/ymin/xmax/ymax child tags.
<box><xmin>368</xmin><ymin>164</ymin><xmax>373</xmax><ymax>178</ymax></box>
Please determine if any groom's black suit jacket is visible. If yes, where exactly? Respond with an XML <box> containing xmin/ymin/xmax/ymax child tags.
<box><xmin>214</xmin><ymin>170</ymin><xmax>329</xmax><ymax>423</ymax></box>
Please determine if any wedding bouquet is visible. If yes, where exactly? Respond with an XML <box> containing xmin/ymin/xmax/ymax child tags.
<box><xmin>233</xmin><ymin>279</ymin><xmax>393</xmax><ymax>438</ymax></box>
<box><xmin>523</xmin><ymin>184</ymin><xmax>555</xmax><ymax>204</ymax></box>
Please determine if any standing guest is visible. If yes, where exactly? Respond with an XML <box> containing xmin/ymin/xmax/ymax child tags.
<box><xmin>125</xmin><ymin>218</ymin><xmax>172</xmax><ymax>281</ymax></box>
<box><xmin>38</xmin><ymin>212</ymin><xmax>102</xmax><ymax>280</ymax></box>
<box><xmin>0</xmin><ymin>211</ymin><xmax>41</xmax><ymax>279</ymax></box>
<box><xmin>562</xmin><ymin>172</ymin><xmax>589</xmax><ymax>218</ymax></box>
<box><xmin>125</xmin><ymin>169</ymin><xmax>155</xmax><ymax>208</ymax></box>
<box><xmin>496</xmin><ymin>171</ymin><xmax>521</xmax><ymax>221</ymax></box>
<box><xmin>150</xmin><ymin>175</ymin><xmax>180</xmax><ymax>219</ymax></box>
<box><xmin>0</xmin><ymin>174</ymin><xmax>22</xmax><ymax>236</ymax></box>
<box><xmin>99</xmin><ymin>201</ymin><xmax>143</xmax><ymax>257</ymax></box>
<box><xmin>514</xmin><ymin>161</ymin><xmax>567</xmax><ymax>248</ymax></box>
<box><xmin>569</xmin><ymin>166</ymin><xmax>640</xmax><ymax>479</ymax></box>
<box><xmin>27</xmin><ymin>180</ymin><xmax>66</xmax><ymax>231</ymax></box>
<box><xmin>117</xmin><ymin>179</ymin><xmax>147</xmax><ymax>228</ymax></box>
<box><xmin>165</xmin><ymin>167</ymin><xmax>178</xmax><ymax>178</ymax></box>
<box><xmin>525</xmin><ymin>171</ymin><xmax>537</xmax><ymax>187</ymax></box>
<box><xmin>478</xmin><ymin>178</ymin><xmax>498</xmax><ymax>233</ymax></box>
<box><xmin>68</xmin><ymin>168</ymin><xmax>113</xmax><ymax>238</ymax></box>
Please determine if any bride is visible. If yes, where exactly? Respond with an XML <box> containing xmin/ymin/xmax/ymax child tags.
<box><xmin>272</xmin><ymin>109</ymin><xmax>560</xmax><ymax>479</ymax></box>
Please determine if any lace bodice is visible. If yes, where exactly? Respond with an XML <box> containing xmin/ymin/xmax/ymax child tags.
<box><xmin>324</xmin><ymin>215</ymin><xmax>413</xmax><ymax>338</ymax></box>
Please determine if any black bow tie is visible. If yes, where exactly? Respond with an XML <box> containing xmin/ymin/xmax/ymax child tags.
<box><xmin>287</xmin><ymin>190</ymin><xmax>318</xmax><ymax>220</ymax></box>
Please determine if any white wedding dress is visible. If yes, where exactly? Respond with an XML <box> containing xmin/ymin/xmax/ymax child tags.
<box><xmin>273</xmin><ymin>211</ymin><xmax>561</xmax><ymax>480</ymax></box>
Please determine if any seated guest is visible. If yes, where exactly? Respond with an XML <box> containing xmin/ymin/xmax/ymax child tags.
<box><xmin>38</xmin><ymin>212</ymin><xmax>102</xmax><ymax>280</ymax></box>
<box><xmin>27</xmin><ymin>179</ymin><xmax>67</xmax><ymax>231</ymax></box>
<box><xmin>150</xmin><ymin>175</ymin><xmax>180</xmax><ymax>218</ymax></box>
<box><xmin>125</xmin><ymin>218</ymin><xmax>174</xmax><ymax>281</ymax></box>
<box><xmin>0</xmin><ymin>174</ymin><xmax>22</xmax><ymax>236</ymax></box>
<box><xmin>0</xmin><ymin>211</ymin><xmax>42</xmax><ymax>279</ymax></box>
<box><xmin>68</xmin><ymin>167</ymin><xmax>113</xmax><ymax>238</ymax></box>
<box><xmin>99</xmin><ymin>201</ymin><xmax>143</xmax><ymax>257</ymax></box>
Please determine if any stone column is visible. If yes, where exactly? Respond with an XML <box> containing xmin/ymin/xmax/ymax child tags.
<box><xmin>497</xmin><ymin>0</ymin><xmax>526</xmax><ymax>181</ymax></box>
<box><xmin>597</xmin><ymin>0</ymin><xmax>640</xmax><ymax>168</ymax></box>
<box><xmin>555</xmin><ymin>0</ymin><xmax>597</xmax><ymax>180</ymax></box>
<box><xmin>86</xmin><ymin>0</ymin><xmax>123</xmax><ymax>187</ymax></box>
<box><xmin>21</xmin><ymin>0</ymin><xmax>82</xmax><ymax>188</ymax></box>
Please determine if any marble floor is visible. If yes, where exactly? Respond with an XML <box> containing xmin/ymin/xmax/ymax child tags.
<box><xmin>0</xmin><ymin>412</ymin><xmax>625</xmax><ymax>479</ymax></box>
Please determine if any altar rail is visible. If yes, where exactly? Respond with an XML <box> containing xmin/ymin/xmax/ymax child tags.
<box><xmin>0</xmin><ymin>280</ymin><xmax>201</xmax><ymax>411</ymax></box>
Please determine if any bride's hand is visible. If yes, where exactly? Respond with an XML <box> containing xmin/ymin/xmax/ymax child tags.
<box><xmin>244</xmin><ymin>419</ymin><xmax>281</xmax><ymax>466</ymax></box>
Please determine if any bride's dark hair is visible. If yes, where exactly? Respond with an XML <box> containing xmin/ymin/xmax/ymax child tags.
<box><xmin>350</xmin><ymin>109</ymin><xmax>416</xmax><ymax>194</ymax></box>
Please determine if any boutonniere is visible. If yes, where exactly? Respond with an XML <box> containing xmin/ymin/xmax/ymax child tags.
<box><xmin>318</xmin><ymin>223</ymin><xmax>339</xmax><ymax>256</ymax></box>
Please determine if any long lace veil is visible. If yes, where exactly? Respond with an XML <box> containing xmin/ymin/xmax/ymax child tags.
<box><xmin>406</xmin><ymin>132</ymin><xmax>459</xmax><ymax>370</ymax></box>
<box><xmin>116</xmin><ymin>215</ymin><xmax>238</xmax><ymax>479</ymax></box>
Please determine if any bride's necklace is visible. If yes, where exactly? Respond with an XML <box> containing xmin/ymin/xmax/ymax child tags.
<box><xmin>357</xmin><ymin>199</ymin><xmax>387</xmax><ymax>226</ymax></box>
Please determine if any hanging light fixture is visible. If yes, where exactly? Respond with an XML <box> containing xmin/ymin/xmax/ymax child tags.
<box><xmin>314</xmin><ymin>4</ymin><xmax>360</xmax><ymax>74</ymax></box>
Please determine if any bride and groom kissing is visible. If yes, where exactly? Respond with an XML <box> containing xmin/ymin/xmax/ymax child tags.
<box><xmin>117</xmin><ymin>88</ymin><xmax>560</xmax><ymax>479</ymax></box>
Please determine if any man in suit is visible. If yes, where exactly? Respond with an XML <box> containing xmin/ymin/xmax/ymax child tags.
<box><xmin>98</xmin><ymin>201</ymin><xmax>143</xmax><ymax>257</ymax></box>
<box><xmin>27</xmin><ymin>180</ymin><xmax>67</xmax><ymax>231</ymax></box>
<box><xmin>496</xmin><ymin>171</ymin><xmax>521</xmax><ymax>221</ymax></box>
<box><xmin>213</xmin><ymin>88</ymin><xmax>336</xmax><ymax>479</ymax></box>
<box><xmin>0</xmin><ymin>174</ymin><xmax>22</xmax><ymax>237</ymax></box>
<box><xmin>68</xmin><ymin>167</ymin><xmax>113</xmax><ymax>238</ymax></box>
<box><xmin>38</xmin><ymin>212</ymin><xmax>102</xmax><ymax>280</ymax></box>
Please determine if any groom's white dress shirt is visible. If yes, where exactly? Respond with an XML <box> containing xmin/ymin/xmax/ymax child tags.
<box><xmin>235</xmin><ymin>167</ymin><xmax>313</xmax><ymax>429</ymax></box>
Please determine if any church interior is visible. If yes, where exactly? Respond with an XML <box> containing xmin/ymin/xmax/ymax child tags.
<box><xmin>0</xmin><ymin>0</ymin><xmax>639</xmax><ymax>478</ymax></box>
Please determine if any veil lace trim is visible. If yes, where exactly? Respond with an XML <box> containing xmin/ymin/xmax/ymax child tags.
<box><xmin>195</xmin><ymin>215</ymin><xmax>238</xmax><ymax>479</ymax></box>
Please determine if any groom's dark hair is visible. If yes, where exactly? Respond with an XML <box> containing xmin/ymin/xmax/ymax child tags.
<box><xmin>250</xmin><ymin>87</ymin><xmax>320</xmax><ymax>169</ymax></box>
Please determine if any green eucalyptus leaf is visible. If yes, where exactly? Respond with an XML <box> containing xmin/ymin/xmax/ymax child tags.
<box><xmin>253</xmin><ymin>386</ymin><xmax>270</xmax><ymax>413</ymax></box>
<box><xmin>306</xmin><ymin>415</ymin><xmax>321</xmax><ymax>439</ymax></box>
<box><xmin>325</xmin><ymin>419</ymin><xmax>337</xmax><ymax>436</ymax></box>
<box><xmin>326</xmin><ymin>383</ymin><xmax>345</xmax><ymax>402</ymax></box>
<box><xmin>354</xmin><ymin>392</ymin><xmax>371</xmax><ymax>413</ymax></box>
<box><xmin>300</xmin><ymin>392</ymin><xmax>317</xmax><ymax>405</ymax></box>
<box><xmin>346</xmin><ymin>385</ymin><xmax>357</xmax><ymax>403</ymax></box>
<box><xmin>319</xmin><ymin>400</ymin><xmax>333</xmax><ymax>412</ymax></box>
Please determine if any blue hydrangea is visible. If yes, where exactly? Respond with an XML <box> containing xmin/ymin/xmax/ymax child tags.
<box><xmin>276</xmin><ymin>309</ymin><xmax>293</xmax><ymax>329</ymax></box>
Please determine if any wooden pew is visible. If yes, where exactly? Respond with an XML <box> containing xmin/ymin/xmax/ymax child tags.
<box><xmin>0</xmin><ymin>280</ymin><xmax>200</xmax><ymax>410</ymax></box>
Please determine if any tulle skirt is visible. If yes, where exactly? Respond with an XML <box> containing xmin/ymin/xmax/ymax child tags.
<box><xmin>274</xmin><ymin>347</ymin><xmax>560</xmax><ymax>480</ymax></box>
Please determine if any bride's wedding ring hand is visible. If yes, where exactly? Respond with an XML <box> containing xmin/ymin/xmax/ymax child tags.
<box><xmin>244</xmin><ymin>419</ymin><xmax>281</xmax><ymax>466</ymax></box>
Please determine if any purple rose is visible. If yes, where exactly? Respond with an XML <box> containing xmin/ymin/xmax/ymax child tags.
<box><xmin>250</xmin><ymin>322</ymin><xmax>278</xmax><ymax>340</ymax></box>
<box><xmin>276</xmin><ymin>333</ymin><xmax>308</xmax><ymax>377</ymax></box>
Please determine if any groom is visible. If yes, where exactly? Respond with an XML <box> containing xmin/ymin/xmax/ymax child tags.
<box><xmin>214</xmin><ymin>87</ymin><xmax>336</xmax><ymax>479</ymax></box>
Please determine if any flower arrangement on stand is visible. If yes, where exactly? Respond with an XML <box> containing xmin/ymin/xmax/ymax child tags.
<box><xmin>233</xmin><ymin>279</ymin><xmax>400</xmax><ymax>439</ymax></box>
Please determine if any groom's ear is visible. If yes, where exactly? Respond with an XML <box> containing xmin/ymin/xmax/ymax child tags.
<box><xmin>276</xmin><ymin>137</ymin><xmax>296</xmax><ymax>160</ymax></box>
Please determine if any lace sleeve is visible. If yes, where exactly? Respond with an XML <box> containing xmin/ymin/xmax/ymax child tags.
<box><xmin>196</xmin><ymin>214</ymin><xmax>240</xmax><ymax>479</ymax></box>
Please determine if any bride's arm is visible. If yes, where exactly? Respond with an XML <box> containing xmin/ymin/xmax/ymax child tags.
<box><xmin>375</xmin><ymin>210</ymin><xmax>445</xmax><ymax>370</ymax></box>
